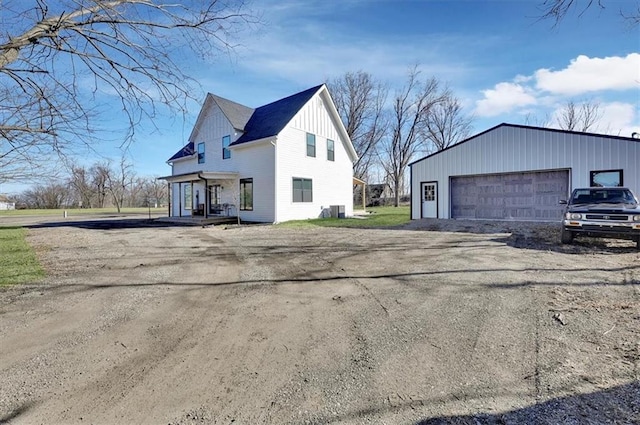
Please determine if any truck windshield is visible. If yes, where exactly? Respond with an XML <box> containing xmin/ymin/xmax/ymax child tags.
<box><xmin>571</xmin><ymin>188</ymin><xmax>636</xmax><ymax>204</ymax></box>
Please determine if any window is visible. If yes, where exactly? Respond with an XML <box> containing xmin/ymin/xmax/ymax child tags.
<box><xmin>293</xmin><ymin>178</ymin><xmax>313</xmax><ymax>202</ymax></box>
<box><xmin>424</xmin><ymin>184</ymin><xmax>435</xmax><ymax>201</ymax></box>
<box><xmin>306</xmin><ymin>133</ymin><xmax>316</xmax><ymax>157</ymax></box>
<box><xmin>222</xmin><ymin>135</ymin><xmax>231</xmax><ymax>159</ymax></box>
<box><xmin>197</xmin><ymin>142</ymin><xmax>205</xmax><ymax>164</ymax></box>
<box><xmin>327</xmin><ymin>139</ymin><xmax>335</xmax><ymax>161</ymax></box>
<box><xmin>590</xmin><ymin>169</ymin><xmax>623</xmax><ymax>187</ymax></box>
<box><xmin>239</xmin><ymin>178</ymin><xmax>253</xmax><ymax>211</ymax></box>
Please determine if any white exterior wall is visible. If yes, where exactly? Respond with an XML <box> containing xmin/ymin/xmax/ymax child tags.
<box><xmin>410</xmin><ymin>125</ymin><xmax>640</xmax><ymax>219</ymax></box>
<box><xmin>232</xmin><ymin>142</ymin><xmax>276</xmax><ymax>222</ymax></box>
<box><xmin>274</xmin><ymin>92</ymin><xmax>354</xmax><ymax>222</ymax></box>
<box><xmin>0</xmin><ymin>201</ymin><xmax>15</xmax><ymax>210</ymax></box>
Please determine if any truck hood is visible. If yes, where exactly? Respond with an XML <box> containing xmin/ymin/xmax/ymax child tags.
<box><xmin>568</xmin><ymin>202</ymin><xmax>640</xmax><ymax>214</ymax></box>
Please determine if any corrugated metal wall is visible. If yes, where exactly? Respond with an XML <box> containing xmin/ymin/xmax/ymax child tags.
<box><xmin>410</xmin><ymin>125</ymin><xmax>640</xmax><ymax>219</ymax></box>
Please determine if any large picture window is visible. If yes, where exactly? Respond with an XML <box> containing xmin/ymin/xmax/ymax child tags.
<box><xmin>306</xmin><ymin>133</ymin><xmax>316</xmax><ymax>157</ymax></box>
<box><xmin>293</xmin><ymin>178</ymin><xmax>312</xmax><ymax>202</ymax></box>
<box><xmin>327</xmin><ymin>139</ymin><xmax>335</xmax><ymax>161</ymax></box>
<box><xmin>239</xmin><ymin>178</ymin><xmax>253</xmax><ymax>211</ymax></box>
<box><xmin>197</xmin><ymin>142</ymin><xmax>205</xmax><ymax>164</ymax></box>
<box><xmin>222</xmin><ymin>135</ymin><xmax>231</xmax><ymax>159</ymax></box>
<box><xmin>590</xmin><ymin>169</ymin><xmax>623</xmax><ymax>187</ymax></box>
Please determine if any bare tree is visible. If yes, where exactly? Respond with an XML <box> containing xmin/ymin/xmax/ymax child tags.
<box><xmin>21</xmin><ymin>182</ymin><xmax>72</xmax><ymax>209</ymax></box>
<box><xmin>68</xmin><ymin>166</ymin><xmax>95</xmax><ymax>208</ymax></box>
<box><xmin>556</xmin><ymin>100</ymin><xmax>602</xmax><ymax>132</ymax></box>
<box><xmin>538</xmin><ymin>0</ymin><xmax>639</xmax><ymax>26</ymax></box>
<box><xmin>328</xmin><ymin>71</ymin><xmax>388</xmax><ymax>181</ymax></box>
<box><xmin>379</xmin><ymin>68</ymin><xmax>446</xmax><ymax>207</ymax></box>
<box><xmin>91</xmin><ymin>162</ymin><xmax>111</xmax><ymax>208</ymax></box>
<box><xmin>422</xmin><ymin>92</ymin><xmax>473</xmax><ymax>152</ymax></box>
<box><xmin>0</xmin><ymin>0</ymin><xmax>256</xmax><ymax>184</ymax></box>
<box><xmin>105</xmin><ymin>156</ymin><xmax>135</xmax><ymax>212</ymax></box>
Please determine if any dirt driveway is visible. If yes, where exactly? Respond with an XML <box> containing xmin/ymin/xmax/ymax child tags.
<box><xmin>0</xmin><ymin>218</ymin><xmax>638</xmax><ymax>424</ymax></box>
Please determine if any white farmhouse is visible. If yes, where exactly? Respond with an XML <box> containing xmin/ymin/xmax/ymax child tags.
<box><xmin>410</xmin><ymin>123</ymin><xmax>640</xmax><ymax>221</ymax></box>
<box><xmin>0</xmin><ymin>194</ymin><xmax>15</xmax><ymax>210</ymax></box>
<box><xmin>160</xmin><ymin>84</ymin><xmax>358</xmax><ymax>223</ymax></box>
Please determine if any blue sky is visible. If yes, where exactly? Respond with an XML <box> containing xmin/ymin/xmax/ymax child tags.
<box><xmin>2</xmin><ymin>0</ymin><xmax>639</xmax><ymax>195</ymax></box>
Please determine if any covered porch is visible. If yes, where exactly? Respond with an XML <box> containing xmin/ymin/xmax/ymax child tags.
<box><xmin>158</xmin><ymin>171</ymin><xmax>239</xmax><ymax>219</ymax></box>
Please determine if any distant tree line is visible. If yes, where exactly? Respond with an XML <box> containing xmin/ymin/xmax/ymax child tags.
<box><xmin>16</xmin><ymin>158</ymin><xmax>167</xmax><ymax>211</ymax></box>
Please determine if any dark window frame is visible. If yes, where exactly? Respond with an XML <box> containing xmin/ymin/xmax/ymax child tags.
<box><xmin>589</xmin><ymin>169</ymin><xmax>623</xmax><ymax>187</ymax></box>
<box><xmin>293</xmin><ymin>177</ymin><xmax>313</xmax><ymax>203</ymax></box>
<box><xmin>222</xmin><ymin>135</ymin><xmax>231</xmax><ymax>159</ymax></box>
<box><xmin>306</xmin><ymin>133</ymin><xmax>316</xmax><ymax>157</ymax></box>
<box><xmin>327</xmin><ymin>139</ymin><xmax>335</xmax><ymax>161</ymax></box>
<box><xmin>239</xmin><ymin>178</ymin><xmax>253</xmax><ymax>211</ymax></box>
<box><xmin>197</xmin><ymin>142</ymin><xmax>205</xmax><ymax>164</ymax></box>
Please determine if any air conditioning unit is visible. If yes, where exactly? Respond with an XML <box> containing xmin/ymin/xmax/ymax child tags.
<box><xmin>330</xmin><ymin>205</ymin><xmax>345</xmax><ymax>218</ymax></box>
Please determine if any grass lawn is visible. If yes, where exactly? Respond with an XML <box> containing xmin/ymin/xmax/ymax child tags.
<box><xmin>0</xmin><ymin>227</ymin><xmax>44</xmax><ymax>286</ymax></box>
<box><xmin>0</xmin><ymin>207</ymin><xmax>166</xmax><ymax>217</ymax></box>
<box><xmin>279</xmin><ymin>205</ymin><xmax>410</xmax><ymax>228</ymax></box>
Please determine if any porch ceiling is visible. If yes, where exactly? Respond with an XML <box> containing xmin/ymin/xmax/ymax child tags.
<box><xmin>158</xmin><ymin>171</ymin><xmax>239</xmax><ymax>183</ymax></box>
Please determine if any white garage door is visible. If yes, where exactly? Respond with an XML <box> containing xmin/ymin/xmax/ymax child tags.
<box><xmin>451</xmin><ymin>170</ymin><xmax>569</xmax><ymax>221</ymax></box>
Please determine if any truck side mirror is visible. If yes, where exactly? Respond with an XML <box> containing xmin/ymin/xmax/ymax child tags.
<box><xmin>558</xmin><ymin>200</ymin><xmax>568</xmax><ymax>205</ymax></box>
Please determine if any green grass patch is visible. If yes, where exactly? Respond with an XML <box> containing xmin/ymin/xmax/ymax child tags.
<box><xmin>279</xmin><ymin>206</ymin><xmax>411</xmax><ymax>228</ymax></box>
<box><xmin>0</xmin><ymin>227</ymin><xmax>45</xmax><ymax>286</ymax></box>
<box><xmin>0</xmin><ymin>207</ymin><xmax>166</xmax><ymax>217</ymax></box>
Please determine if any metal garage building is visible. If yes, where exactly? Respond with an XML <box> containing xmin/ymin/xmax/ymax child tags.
<box><xmin>409</xmin><ymin>123</ymin><xmax>640</xmax><ymax>221</ymax></box>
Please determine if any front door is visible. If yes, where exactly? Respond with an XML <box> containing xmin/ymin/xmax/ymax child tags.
<box><xmin>209</xmin><ymin>185</ymin><xmax>221</xmax><ymax>214</ymax></box>
<box><xmin>421</xmin><ymin>182</ymin><xmax>438</xmax><ymax>218</ymax></box>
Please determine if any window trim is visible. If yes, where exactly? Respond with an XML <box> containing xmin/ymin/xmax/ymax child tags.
<box><xmin>327</xmin><ymin>139</ymin><xmax>335</xmax><ymax>161</ymax></box>
<box><xmin>306</xmin><ymin>133</ymin><xmax>316</xmax><ymax>158</ymax></box>
<box><xmin>222</xmin><ymin>135</ymin><xmax>231</xmax><ymax>160</ymax></box>
<box><xmin>292</xmin><ymin>177</ymin><xmax>313</xmax><ymax>203</ymax></box>
<box><xmin>239</xmin><ymin>178</ymin><xmax>253</xmax><ymax>211</ymax></box>
<box><xmin>197</xmin><ymin>142</ymin><xmax>205</xmax><ymax>164</ymax></box>
<box><xmin>589</xmin><ymin>169</ymin><xmax>623</xmax><ymax>187</ymax></box>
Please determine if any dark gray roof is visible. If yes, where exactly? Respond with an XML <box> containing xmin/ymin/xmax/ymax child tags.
<box><xmin>231</xmin><ymin>84</ymin><xmax>324</xmax><ymax>146</ymax></box>
<box><xmin>168</xmin><ymin>84</ymin><xmax>324</xmax><ymax>161</ymax></box>
<box><xmin>210</xmin><ymin>94</ymin><xmax>254</xmax><ymax>131</ymax></box>
<box><xmin>168</xmin><ymin>141</ymin><xmax>195</xmax><ymax>162</ymax></box>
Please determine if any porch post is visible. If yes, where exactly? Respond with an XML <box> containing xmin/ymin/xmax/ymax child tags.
<box><xmin>363</xmin><ymin>182</ymin><xmax>366</xmax><ymax>211</ymax></box>
<box><xmin>167</xmin><ymin>183</ymin><xmax>171</xmax><ymax>217</ymax></box>
<box><xmin>203</xmin><ymin>177</ymin><xmax>209</xmax><ymax>219</ymax></box>
<box><xmin>179</xmin><ymin>183</ymin><xmax>182</xmax><ymax>217</ymax></box>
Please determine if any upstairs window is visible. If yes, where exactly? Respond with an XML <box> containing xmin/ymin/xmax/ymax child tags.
<box><xmin>306</xmin><ymin>133</ymin><xmax>316</xmax><ymax>157</ymax></box>
<box><xmin>293</xmin><ymin>178</ymin><xmax>313</xmax><ymax>202</ymax></box>
<box><xmin>222</xmin><ymin>135</ymin><xmax>231</xmax><ymax>159</ymax></box>
<box><xmin>197</xmin><ymin>142</ymin><xmax>205</xmax><ymax>164</ymax></box>
<box><xmin>327</xmin><ymin>139</ymin><xmax>335</xmax><ymax>161</ymax></box>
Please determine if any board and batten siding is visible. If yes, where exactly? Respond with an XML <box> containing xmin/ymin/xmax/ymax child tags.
<box><xmin>410</xmin><ymin>125</ymin><xmax>640</xmax><ymax>220</ymax></box>
<box><xmin>275</xmin><ymin>93</ymin><xmax>354</xmax><ymax>222</ymax></box>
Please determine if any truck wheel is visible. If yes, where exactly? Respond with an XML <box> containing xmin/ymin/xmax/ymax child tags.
<box><xmin>636</xmin><ymin>237</ymin><xmax>640</xmax><ymax>250</ymax></box>
<box><xmin>561</xmin><ymin>228</ymin><xmax>574</xmax><ymax>244</ymax></box>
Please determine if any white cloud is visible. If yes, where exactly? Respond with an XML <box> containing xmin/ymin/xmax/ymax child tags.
<box><xmin>535</xmin><ymin>53</ymin><xmax>640</xmax><ymax>96</ymax></box>
<box><xmin>474</xmin><ymin>82</ymin><xmax>537</xmax><ymax>117</ymax></box>
<box><xmin>597</xmin><ymin>102</ymin><xmax>639</xmax><ymax>136</ymax></box>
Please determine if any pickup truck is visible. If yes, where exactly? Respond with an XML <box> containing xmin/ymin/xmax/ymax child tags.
<box><xmin>560</xmin><ymin>187</ymin><xmax>640</xmax><ymax>249</ymax></box>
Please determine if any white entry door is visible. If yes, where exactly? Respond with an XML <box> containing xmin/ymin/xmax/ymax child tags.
<box><xmin>421</xmin><ymin>182</ymin><xmax>438</xmax><ymax>218</ymax></box>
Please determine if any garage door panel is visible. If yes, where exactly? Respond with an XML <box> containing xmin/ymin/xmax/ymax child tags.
<box><xmin>451</xmin><ymin>170</ymin><xmax>569</xmax><ymax>221</ymax></box>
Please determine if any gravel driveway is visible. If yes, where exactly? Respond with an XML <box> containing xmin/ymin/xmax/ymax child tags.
<box><xmin>0</xmin><ymin>217</ymin><xmax>638</xmax><ymax>424</ymax></box>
